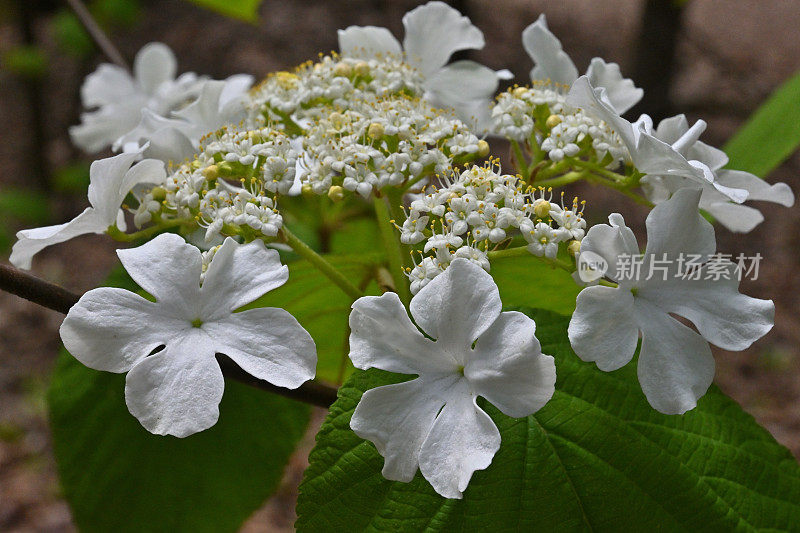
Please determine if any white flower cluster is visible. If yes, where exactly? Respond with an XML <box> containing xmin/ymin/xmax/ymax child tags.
<box><xmin>248</xmin><ymin>55</ymin><xmax>425</xmax><ymax>128</ymax></box>
<box><xmin>492</xmin><ymin>83</ymin><xmax>627</xmax><ymax>163</ymax></box>
<box><xmin>132</xmin><ymin>126</ymin><xmax>297</xmax><ymax>243</ymax></box>
<box><xmin>296</xmin><ymin>94</ymin><xmax>487</xmax><ymax>199</ymax></box>
<box><xmin>402</xmin><ymin>163</ymin><xmax>586</xmax><ymax>294</ymax></box>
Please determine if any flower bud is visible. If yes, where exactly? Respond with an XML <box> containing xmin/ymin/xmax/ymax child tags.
<box><xmin>354</xmin><ymin>62</ymin><xmax>370</xmax><ymax>76</ymax></box>
<box><xmin>202</xmin><ymin>165</ymin><xmax>219</xmax><ymax>180</ymax></box>
<box><xmin>328</xmin><ymin>185</ymin><xmax>345</xmax><ymax>202</ymax></box>
<box><xmin>568</xmin><ymin>240</ymin><xmax>581</xmax><ymax>257</ymax></box>
<box><xmin>477</xmin><ymin>139</ymin><xmax>490</xmax><ymax>158</ymax></box>
<box><xmin>545</xmin><ymin>115</ymin><xmax>562</xmax><ymax>129</ymax></box>
<box><xmin>333</xmin><ymin>62</ymin><xmax>352</xmax><ymax>77</ymax></box>
<box><xmin>150</xmin><ymin>186</ymin><xmax>167</xmax><ymax>202</ymax></box>
<box><xmin>301</xmin><ymin>184</ymin><xmax>314</xmax><ymax>196</ymax></box>
<box><xmin>533</xmin><ymin>199</ymin><xmax>551</xmax><ymax>219</ymax></box>
<box><xmin>512</xmin><ymin>86</ymin><xmax>527</xmax><ymax>98</ymax></box>
<box><xmin>367</xmin><ymin>122</ymin><xmax>385</xmax><ymax>140</ymax></box>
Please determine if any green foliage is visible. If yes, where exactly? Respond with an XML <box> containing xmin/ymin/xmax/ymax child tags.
<box><xmin>492</xmin><ymin>254</ymin><xmax>580</xmax><ymax>315</ymax></box>
<box><xmin>0</xmin><ymin>187</ymin><xmax>50</xmax><ymax>252</ymax></box>
<box><xmin>48</xmin><ymin>268</ymin><xmax>311</xmax><ymax>532</ymax></box>
<box><xmin>1</xmin><ymin>45</ymin><xmax>47</xmax><ymax>79</ymax></box>
<box><xmin>248</xmin><ymin>252</ymin><xmax>382</xmax><ymax>383</ymax></box>
<box><xmin>297</xmin><ymin>309</ymin><xmax>800</xmax><ymax>532</ymax></box>
<box><xmin>53</xmin><ymin>162</ymin><xmax>91</xmax><ymax>193</ymax></box>
<box><xmin>52</xmin><ymin>11</ymin><xmax>94</xmax><ymax>58</ymax></box>
<box><xmin>183</xmin><ymin>0</ymin><xmax>263</xmax><ymax>23</ymax></box>
<box><xmin>724</xmin><ymin>69</ymin><xmax>800</xmax><ymax>177</ymax></box>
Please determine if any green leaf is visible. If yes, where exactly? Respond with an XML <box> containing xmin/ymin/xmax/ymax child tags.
<box><xmin>492</xmin><ymin>255</ymin><xmax>580</xmax><ymax>315</ymax></box>
<box><xmin>297</xmin><ymin>308</ymin><xmax>800</xmax><ymax>531</ymax></box>
<box><xmin>249</xmin><ymin>252</ymin><xmax>381</xmax><ymax>383</ymax></box>
<box><xmin>182</xmin><ymin>0</ymin><xmax>263</xmax><ymax>22</ymax></box>
<box><xmin>52</xmin><ymin>11</ymin><xmax>94</xmax><ymax>58</ymax></box>
<box><xmin>724</xmin><ymin>70</ymin><xmax>800</xmax><ymax>177</ymax></box>
<box><xmin>49</xmin><ymin>352</ymin><xmax>310</xmax><ymax>533</ymax></box>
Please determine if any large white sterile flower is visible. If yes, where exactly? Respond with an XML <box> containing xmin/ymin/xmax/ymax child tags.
<box><xmin>117</xmin><ymin>77</ymin><xmax>253</xmax><ymax>163</ymax></box>
<box><xmin>640</xmin><ymin>114</ymin><xmax>795</xmax><ymax>232</ymax></box>
<box><xmin>337</xmin><ymin>1</ymin><xmax>507</xmax><ymax>129</ymax></box>
<box><xmin>10</xmin><ymin>152</ymin><xmax>165</xmax><ymax>269</ymax></box>
<box><xmin>568</xmin><ymin>188</ymin><xmax>774</xmax><ymax>414</ymax></box>
<box><xmin>70</xmin><ymin>43</ymin><xmax>204</xmax><ymax>153</ymax></box>
<box><xmin>522</xmin><ymin>14</ymin><xmax>642</xmax><ymax>114</ymax></box>
<box><xmin>567</xmin><ymin>76</ymin><xmax>748</xmax><ymax>203</ymax></box>
<box><xmin>348</xmin><ymin>258</ymin><xmax>556</xmax><ymax>499</ymax></box>
<box><xmin>60</xmin><ymin>233</ymin><xmax>316</xmax><ymax>437</ymax></box>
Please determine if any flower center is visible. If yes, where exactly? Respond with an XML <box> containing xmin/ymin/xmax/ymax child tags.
<box><xmin>191</xmin><ymin>318</ymin><xmax>204</xmax><ymax>328</ymax></box>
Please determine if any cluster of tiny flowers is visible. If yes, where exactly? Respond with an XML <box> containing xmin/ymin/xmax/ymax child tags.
<box><xmin>401</xmin><ymin>161</ymin><xmax>587</xmax><ymax>293</ymax></box>
<box><xmin>132</xmin><ymin>125</ymin><xmax>295</xmax><ymax>243</ymax></box>
<box><xmin>296</xmin><ymin>93</ymin><xmax>487</xmax><ymax>198</ymax></box>
<box><xmin>247</xmin><ymin>53</ymin><xmax>425</xmax><ymax>128</ymax></box>
<box><xmin>492</xmin><ymin>83</ymin><xmax>627</xmax><ymax>164</ymax></box>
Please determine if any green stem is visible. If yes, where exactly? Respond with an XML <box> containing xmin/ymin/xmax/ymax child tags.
<box><xmin>372</xmin><ymin>194</ymin><xmax>411</xmax><ymax>305</ymax></box>
<box><xmin>107</xmin><ymin>218</ymin><xmax>195</xmax><ymax>242</ymax></box>
<box><xmin>510</xmin><ymin>140</ymin><xmax>529</xmax><ymax>178</ymax></box>
<box><xmin>281</xmin><ymin>226</ymin><xmax>364</xmax><ymax>301</ymax></box>
<box><xmin>534</xmin><ymin>171</ymin><xmax>587</xmax><ymax>189</ymax></box>
<box><xmin>487</xmin><ymin>246</ymin><xmax>574</xmax><ymax>273</ymax></box>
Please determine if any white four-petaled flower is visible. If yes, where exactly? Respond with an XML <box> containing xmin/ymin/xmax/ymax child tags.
<box><xmin>348</xmin><ymin>258</ymin><xmax>556</xmax><ymax>498</ymax></box>
<box><xmin>60</xmin><ymin>233</ymin><xmax>316</xmax><ymax>437</ymax></box>
<box><xmin>568</xmin><ymin>188</ymin><xmax>774</xmax><ymax>414</ymax></box>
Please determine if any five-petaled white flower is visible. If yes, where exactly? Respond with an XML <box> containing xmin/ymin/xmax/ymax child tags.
<box><xmin>338</xmin><ymin>1</ymin><xmax>509</xmax><ymax>130</ymax></box>
<box><xmin>10</xmin><ymin>152</ymin><xmax>165</xmax><ymax>269</ymax></box>
<box><xmin>70</xmin><ymin>43</ymin><xmax>203</xmax><ymax>153</ymax></box>
<box><xmin>568</xmin><ymin>188</ymin><xmax>774</xmax><ymax>414</ymax></box>
<box><xmin>60</xmin><ymin>233</ymin><xmax>317</xmax><ymax>437</ymax></box>
<box><xmin>348</xmin><ymin>258</ymin><xmax>556</xmax><ymax>499</ymax></box>
<box><xmin>639</xmin><ymin>114</ymin><xmax>795</xmax><ymax>233</ymax></box>
<box><xmin>567</xmin><ymin>76</ymin><xmax>749</xmax><ymax>203</ymax></box>
<box><xmin>522</xmin><ymin>14</ymin><xmax>642</xmax><ymax>114</ymax></box>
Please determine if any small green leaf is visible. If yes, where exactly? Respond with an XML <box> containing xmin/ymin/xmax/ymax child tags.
<box><xmin>724</xmin><ymin>70</ymin><xmax>800</xmax><ymax>177</ymax></box>
<box><xmin>492</xmin><ymin>254</ymin><xmax>580</xmax><ymax>315</ymax></box>
<box><xmin>297</xmin><ymin>309</ymin><xmax>800</xmax><ymax>531</ymax></box>
<box><xmin>182</xmin><ymin>0</ymin><xmax>263</xmax><ymax>23</ymax></box>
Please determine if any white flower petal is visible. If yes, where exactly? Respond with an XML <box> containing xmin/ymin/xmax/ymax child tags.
<box><xmin>585</xmin><ymin>57</ymin><xmax>643</xmax><ymax>114</ymax></box>
<box><xmin>705</xmin><ymin>201</ymin><xmax>764</xmax><ymax>233</ymax></box>
<box><xmin>418</xmin><ymin>380</ymin><xmax>500</xmax><ymax>499</ymax></box>
<box><xmin>349</xmin><ymin>292</ymin><xmax>454</xmax><ymax>374</ymax></box>
<box><xmin>644</xmin><ymin>187</ymin><xmax>715</xmax><ymax>258</ymax></box>
<box><xmin>639</xmin><ymin>264</ymin><xmax>774</xmax><ymax>351</ymax></box>
<box><xmin>125</xmin><ymin>340</ymin><xmax>223</xmax><ymax>437</ymax></box>
<box><xmin>200</xmin><ymin>238</ymin><xmax>288</xmax><ymax>317</ymax></box>
<box><xmin>580</xmin><ymin>214</ymin><xmax>640</xmax><ymax>280</ymax></box>
<box><xmin>410</xmin><ymin>258</ymin><xmax>501</xmax><ymax>351</ymax></box>
<box><xmin>60</xmin><ymin>287</ymin><xmax>186</xmax><ymax>372</ymax></box>
<box><xmin>86</xmin><ymin>152</ymin><xmax>143</xmax><ymax>218</ymax></box>
<box><xmin>424</xmin><ymin>60</ymin><xmax>499</xmax><ymax>130</ymax></box>
<box><xmin>134</xmin><ymin>42</ymin><xmax>177</xmax><ymax>95</ymax></box>
<box><xmin>568</xmin><ymin>285</ymin><xmax>639</xmax><ymax>371</ymax></box>
<box><xmin>522</xmin><ymin>14</ymin><xmax>578</xmax><ymax>86</ymax></box>
<box><xmin>116</xmin><ymin>233</ymin><xmax>202</xmax><ymax>314</ymax></box>
<box><xmin>81</xmin><ymin>64</ymin><xmax>137</xmax><ymax>108</ymax></box>
<box><xmin>337</xmin><ymin>25</ymin><xmax>402</xmax><ymax>58</ymax></box>
<box><xmin>402</xmin><ymin>1</ymin><xmax>484</xmax><ymax>77</ymax></box>
<box><xmin>10</xmin><ymin>209</ymin><xmax>106</xmax><ymax>269</ymax></box>
<box><xmin>172</xmin><ymin>80</ymin><xmax>229</xmax><ymax>139</ymax></box>
<box><xmin>69</xmin><ymin>105</ymin><xmax>143</xmax><ymax>153</ymax></box>
<box><xmin>636</xmin><ymin>302</ymin><xmax>715</xmax><ymax>415</ymax></box>
<box><xmin>219</xmin><ymin>74</ymin><xmax>254</xmax><ymax>108</ymax></box>
<box><xmin>351</xmin><ymin>376</ymin><xmax>451</xmax><ymax>482</ymax></box>
<box><xmin>203</xmin><ymin>307</ymin><xmax>316</xmax><ymax>389</ymax></box>
<box><xmin>717</xmin><ymin>169</ymin><xmax>795</xmax><ymax>207</ymax></box>
<box><xmin>467</xmin><ymin>311</ymin><xmax>556</xmax><ymax>417</ymax></box>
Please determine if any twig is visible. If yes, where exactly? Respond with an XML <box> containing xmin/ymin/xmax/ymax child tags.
<box><xmin>64</xmin><ymin>0</ymin><xmax>129</xmax><ymax>70</ymax></box>
<box><xmin>0</xmin><ymin>263</ymin><xmax>338</xmax><ymax>408</ymax></box>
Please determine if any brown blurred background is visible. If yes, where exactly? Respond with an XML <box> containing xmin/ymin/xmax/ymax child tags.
<box><xmin>1</xmin><ymin>0</ymin><xmax>799</xmax><ymax>530</ymax></box>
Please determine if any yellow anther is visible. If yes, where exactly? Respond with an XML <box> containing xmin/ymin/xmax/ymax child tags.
<box><xmin>533</xmin><ymin>199</ymin><xmax>551</xmax><ymax>219</ymax></box>
<box><xmin>333</xmin><ymin>62</ymin><xmax>352</xmax><ymax>77</ymax></box>
<box><xmin>568</xmin><ymin>240</ymin><xmax>581</xmax><ymax>257</ymax></box>
<box><xmin>477</xmin><ymin>139</ymin><xmax>490</xmax><ymax>158</ymax></box>
<box><xmin>328</xmin><ymin>185</ymin><xmax>345</xmax><ymax>202</ymax></box>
